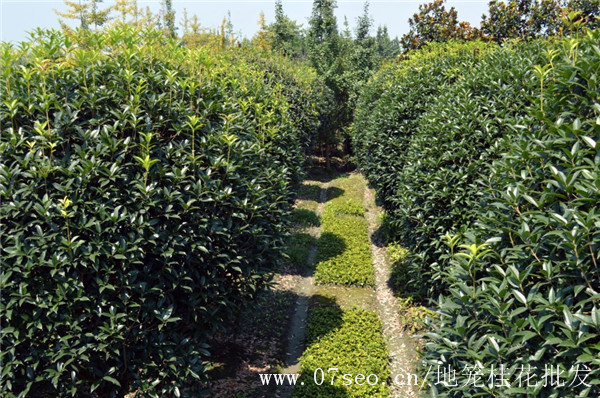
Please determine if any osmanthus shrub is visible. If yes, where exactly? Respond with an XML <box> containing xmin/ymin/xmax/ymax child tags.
<box><xmin>422</xmin><ymin>29</ymin><xmax>600</xmax><ymax>397</ymax></box>
<box><xmin>0</xmin><ymin>27</ymin><xmax>320</xmax><ymax>396</ymax></box>
<box><xmin>390</xmin><ymin>40</ymin><xmax>548</xmax><ymax>299</ymax></box>
<box><xmin>352</xmin><ymin>41</ymin><xmax>494</xmax><ymax>212</ymax></box>
<box><xmin>229</xmin><ymin>49</ymin><xmax>328</xmax><ymax>156</ymax></box>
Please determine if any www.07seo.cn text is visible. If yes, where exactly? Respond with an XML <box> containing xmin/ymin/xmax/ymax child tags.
<box><xmin>259</xmin><ymin>368</ymin><xmax>419</xmax><ymax>387</ymax></box>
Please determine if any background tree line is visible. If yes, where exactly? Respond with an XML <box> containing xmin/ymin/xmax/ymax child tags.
<box><xmin>55</xmin><ymin>0</ymin><xmax>599</xmax><ymax>167</ymax></box>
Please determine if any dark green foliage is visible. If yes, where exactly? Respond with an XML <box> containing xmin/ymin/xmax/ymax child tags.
<box><xmin>422</xmin><ymin>29</ymin><xmax>600</xmax><ymax>396</ymax></box>
<box><xmin>306</xmin><ymin>0</ymin><xmax>346</xmax><ymax>165</ymax></box>
<box><xmin>375</xmin><ymin>25</ymin><xmax>400</xmax><ymax>59</ymax></box>
<box><xmin>482</xmin><ymin>0</ymin><xmax>600</xmax><ymax>43</ymax></box>
<box><xmin>352</xmin><ymin>41</ymin><xmax>493</xmax><ymax>223</ymax></box>
<box><xmin>340</xmin><ymin>2</ymin><xmax>381</xmax><ymax>134</ymax></box>
<box><xmin>392</xmin><ymin>41</ymin><xmax>547</xmax><ymax>299</ymax></box>
<box><xmin>270</xmin><ymin>0</ymin><xmax>306</xmax><ymax>59</ymax></box>
<box><xmin>400</xmin><ymin>0</ymin><xmax>482</xmax><ymax>51</ymax></box>
<box><xmin>353</xmin><ymin>40</ymin><xmax>551</xmax><ymax>299</ymax></box>
<box><xmin>0</xmin><ymin>27</ymin><xmax>320</xmax><ymax>396</ymax></box>
<box><xmin>294</xmin><ymin>296</ymin><xmax>389</xmax><ymax>397</ymax></box>
<box><xmin>222</xmin><ymin>49</ymin><xmax>327</xmax><ymax>156</ymax></box>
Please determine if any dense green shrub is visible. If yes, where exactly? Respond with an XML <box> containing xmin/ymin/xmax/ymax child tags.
<box><xmin>390</xmin><ymin>41</ymin><xmax>547</xmax><ymax>299</ymax></box>
<box><xmin>353</xmin><ymin>39</ymin><xmax>554</xmax><ymax>299</ymax></box>
<box><xmin>221</xmin><ymin>49</ymin><xmax>327</xmax><ymax>156</ymax></box>
<box><xmin>0</xmin><ymin>27</ymin><xmax>320</xmax><ymax>396</ymax></box>
<box><xmin>294</xmin><ymin>296</ymin><xmax>389</xmax><ymax>397</ymax></box>
<box><xmin>352</xmin><ymin>41</ymin><xmax>494</xmax><ymax>210</ymax></box>
<box><xmin>253</xmin><ymin>56</ymin><xmax>326</xmax><ymax>155</ymax></box>
<box><xmin>229</xmin><ymin>51</ymin><xmax>327</xmax><ymax>186</ymax></box>
<box><xmin>422</xmin><ymin>29</ymin><xmax>600</xmax><ymax>397</ymax></box>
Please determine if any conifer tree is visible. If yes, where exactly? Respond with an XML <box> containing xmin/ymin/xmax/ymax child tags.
<box><xmin>190</xmin><ymin>14</ymin><xmax>201</xmax><ymax>35</ymax></box>
<box><xmin>140</xmin><ymin>6</ymin><xmax>159</xmax><ymax>30</ymax></box>
<box><xmin>88</xmin><ymin>0</ymin><xmax>112</xmax><ymax>29</ymax></box>
<box><xmin>375</xmin><ymin>25</ymin><xmax>399</xmax><ymax>58</ymax></box>
<box><xmin>307</xmin><ymin>0</ymin><xmax>342</xmax><ymax>168</ymax></box>
<box><xmin>181</xmin><ymin>8</ymin><xmax>190</xmax><ymax>36</ymax></box>
<box><xmin>55</xmin><ymin>0</ymin><xmax>92</xmax><ymax>30</ymax></box>
<box><xmin>161</xmin><ymin>0</ymin><xmax>176</xmax><ymax>38</ymax></box>
<box><xmin>114</xmin><ymin>0</ymin><xmax>138</xmax><ymax>24</ymax></box>
<box><xmin>253</xmin><ymin>12</ymin><xmax>273</xmax><ymax>52</ymax></box>
<box><xmin>56</xmin><ymin>0</ymin><xmax>112</xmax><ymax>31</ymax></box>
<box><xmin>270</xmin><ymin>0</ymin><xmax>304</xmax><ymax>58</ymax></box>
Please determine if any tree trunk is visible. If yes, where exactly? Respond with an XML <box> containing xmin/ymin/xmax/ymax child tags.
<box><xmin>325</xmin><ymin>144</ymin><xmax>331</xmax><ymax>169</ymax></box>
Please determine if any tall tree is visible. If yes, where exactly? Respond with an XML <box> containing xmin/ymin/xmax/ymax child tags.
<box><xmin>114</xmin><ymin>0</ymin><xmax>138</xmax><ymax>24</ymax></box>
<box><xmin>181</xmin><ymin>8</ymin><xmax>190</xmax><ymax>35</ymax></box>
<box><xmin>343</xmin><ymin>1</ymin><xmax>379</xmax><ymax>153</ymax></box>
<box><xmin>355</xmin><ymin>1</ymin><xmax>372</xmax><ymax>41</ymax></box>
<box><xmin>568</xmin><ymin>0</ymin><xmax>600</xmax><ymax>29</ymax></box>
<box><xmin>307</xmin><ymin>0</ymin><xmax>339</xmax><ymax>64</ymax></box>
<box><xmin>270</xmin><ymin>0</ymin><xmax>305</xmax><ymax>58</ymax></box>
<box><xmin>481</xmin><ymin>0</ymin><xmax>598</xmax><ymax>43</ymax></box>
<box><xmin>307</xmin><ymin>0</ymin><xmax>343</xmax><ymax>167</ymax></box>
<box><xmin>225</xmin><ymin>11</ymin><xmax>235</xmax><ymax>44</ymax></box>
<box><xmin>253</xmin><ymin>12</ymin><xmax>273</xmax><ymax>51</ymax></box>
<box><xmin>376</xmin><ymin>25</ymin><xmax>400</xmax><ymax>58</ymax></box>
<box><xmin>161</xmin><ymin>0</ymin><xmax>176</xmax><ymax>38</ymax></box>
<box><xmin>56</xmin><ymin>0</ymin><xmax>112</xmax><ymax>31</ymax></box>
<box><xmin>351</xmin><ymin>2</ymin><xmax>377</xmax><ymax>87</ymax></box>
<box><xmin>342</xmin><ymin>15</ymin><xmax>352</xmax><ymax>39</ymax></box>
<box><xmin>189</xmin><ymin>14</ymin><xmax>201</xmax><ymax>35</ymax></box>
<box><xmin>88</xmin><ymin>0</ymin><xmax>112</xmax><ymax>29</ymax></box>
<box><xmin>56</xmin><ymin>0</ymin><xmax>93</xmax><ymax>30</ymax></box>
<box><xmin>140</xmin><ymin>6</ymin><xmax>160</xmax><ymax>30</ymax></box>
<box><xmin>400</xmin><ymin>0</ymin><xmax>480</xmax><ymax>50</ymax></box>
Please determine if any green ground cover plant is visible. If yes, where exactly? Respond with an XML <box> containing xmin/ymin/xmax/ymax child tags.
<box><xmin>294</xmin><ymin>296</ymin><xmax>390</xmax><ymax>397</ymax></box>
<box><xmin>422</xmin><ymin>29</ymin><xmax>600</xmax><ymax>397</ymax></box>
<box><xmin>0</xmin><ymin>26</ymin><xmax>322</xmax><ymax>396</ymax></box>
<box><xmin>314</xmin><ymin>175</ymin><xmax>374</xmax><ymax>287</ymax></box>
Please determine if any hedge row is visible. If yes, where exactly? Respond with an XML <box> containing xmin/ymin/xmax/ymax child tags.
<box><xmin>353</xmin><ymin>39</ymin><xmax>552</xmax><ymax>299</ymax></box>
<box><xmin>0</xmin><ymin>27</ymin><xmax>323</xmax><ymax>396</ymax></box>
<box><xmin>232</xmin><ymin>51</ymin><xmax>327</xmax><ymax>155</ymax></box>
<box><xmin>422</xmin><ymin>29</ymin><xmax>600</xmax><ymax>397</ymax></box>
<box><xmin>352</xmin><ymin>41</ymin><xmax>495</xmax><ymax>212</ymax></box>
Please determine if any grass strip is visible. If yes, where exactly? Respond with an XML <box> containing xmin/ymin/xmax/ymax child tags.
<box><xmin>314</xmin><ymin>174</ymin><xmax>374</xmax><ymax>286</ymax></box>
<box><xmin>294</xmin><ymin>296</ymin><xmax>390</xmax><ymax>397</ymax></box>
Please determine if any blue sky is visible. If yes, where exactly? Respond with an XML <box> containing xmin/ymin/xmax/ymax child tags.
<box><xmin>0</xmin><ymin>0</ymin><xmax>490</xmax><ymax>44</ymax></box>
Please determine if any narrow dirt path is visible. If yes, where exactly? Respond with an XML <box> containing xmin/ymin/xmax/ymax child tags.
<box><xmin>279</xmin><ymin>184</ymin><xmax>327</xmax><ymax>398</ymax></box>
<box><xmin>364</xmin><ymin>186</ymin><xmax>418</xmax><ymax>398</ymax></box>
